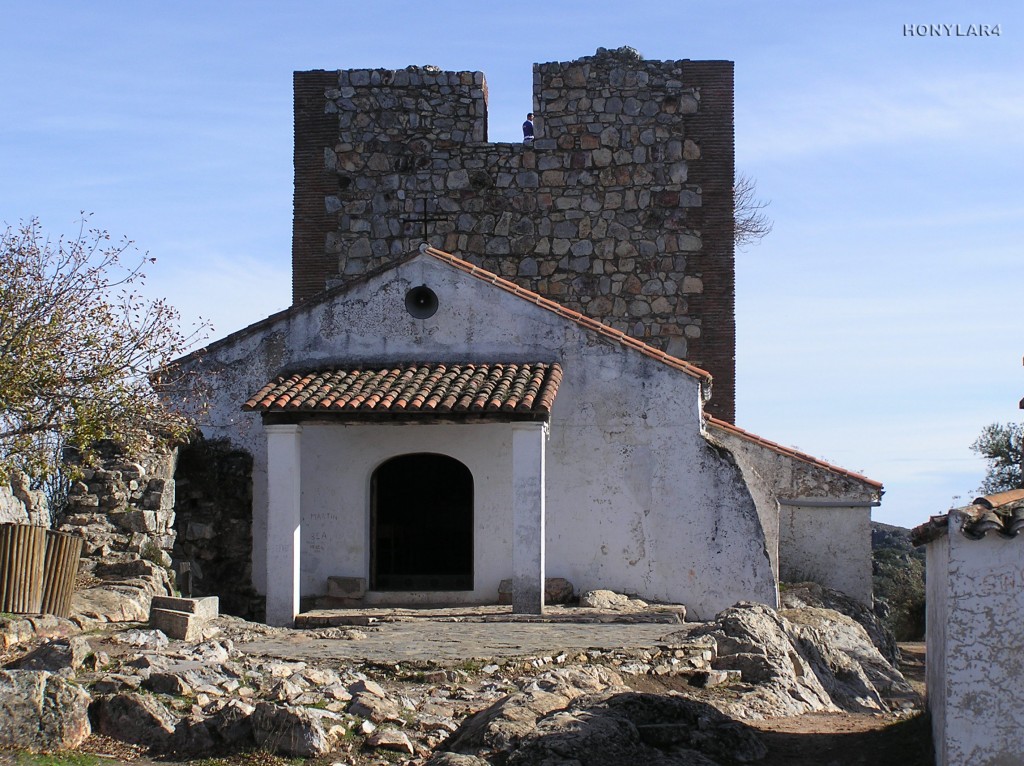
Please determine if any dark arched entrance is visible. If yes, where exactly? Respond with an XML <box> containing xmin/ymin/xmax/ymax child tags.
<box><xmin>371</xmin><ymin>453</ymin><xmax>473</xmax><ymax>591</ymax></box>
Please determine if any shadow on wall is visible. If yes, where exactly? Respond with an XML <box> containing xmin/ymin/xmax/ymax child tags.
<box><xmin>173</xmin><ymin>437</ymin><xmax>263</xmax><ymax>619</ymax></box>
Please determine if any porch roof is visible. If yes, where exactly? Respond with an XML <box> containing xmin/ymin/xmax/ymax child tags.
<box><xmin>243</xmin><ymin>362</ymin><xmax>562</xmax><ymax>422</ymax></box>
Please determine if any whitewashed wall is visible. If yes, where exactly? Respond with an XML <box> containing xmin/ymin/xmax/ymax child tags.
<box><xmin>299</xmin><ymin>422</ymin><xmax>512</xmax><ymax>605</ymax></box>
<box><xmin>778</xmin><ymin>503</ymin><xmax>872</xmax><ymax>604</ymax></box>
<box><xmin>708</xmin><ymin>424</ymin><xmax>880</xmax><ymax>605</ymax></box>
<box><xmin>175</xmin><ymin>253</ymin><xmax>776</xmax><ymax>619</ymax></box>
<box><xmin>926</xmin><ymin>512</ymin><xmax>1024</xmax><ymax>766</ymax></box>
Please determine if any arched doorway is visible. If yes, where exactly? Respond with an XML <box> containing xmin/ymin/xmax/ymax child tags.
<box><xmin>371</xmin><ymin>453</ymin><xmax>474</xmax><ymax>591</ymax></box>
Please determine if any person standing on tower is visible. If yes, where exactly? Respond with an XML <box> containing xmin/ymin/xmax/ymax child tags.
<box><xmin>522</xmin><ymin>112</ymin><xmax>535</xmax><ymax>143</ymax></box>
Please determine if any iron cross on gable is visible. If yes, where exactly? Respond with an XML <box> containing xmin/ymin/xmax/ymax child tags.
<box><xmin>407</xmin><ymin>198</ymin><xmax>447</xmax><ymax>244</ymax></box>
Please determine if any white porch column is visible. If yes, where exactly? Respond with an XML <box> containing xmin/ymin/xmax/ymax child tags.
<box><xmin>264</xmin><ymin>424</ymin><xmax>302</xmax><ymax>626</ymax></box>
<box><xmin>511</xmin><ymin>421</ymin><xmax>547</xmax><ymax>614</ymax></box>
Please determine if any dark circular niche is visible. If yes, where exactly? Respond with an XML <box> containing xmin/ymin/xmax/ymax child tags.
<box><xmin>405</xmin><ymin>285</ymin><xmax>438</xmax><ymax>319</ymax></box>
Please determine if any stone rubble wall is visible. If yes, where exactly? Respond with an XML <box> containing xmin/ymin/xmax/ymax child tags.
<box><xmin>0</xmin><ymin>441</ymin><xmax>260</xmax><ymax>624</ymax></box>
<box><xmin>293</xmin><ymin>46</ymin><xmax>736</xmax><ymax>421</ymax></box>
<box><xmin>39</xmin><ymin>439</ymin><xmax>261</xmax><ymax>622</ymax></box>
<box><xmin>58</xmin><ymin>441</ymin><xmax>177</xmax><ymax>572</ymax></box>
<box><xmin>172</xmin><ymin>438</ymin><xmax>262</xmax><ymax>619</ymax></box>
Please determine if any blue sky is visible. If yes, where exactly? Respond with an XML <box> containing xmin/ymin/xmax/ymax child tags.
<box><xmin>1</xmin><ymin>2</ymin><xmax>1020</xmax><ymax>529</ymax></box>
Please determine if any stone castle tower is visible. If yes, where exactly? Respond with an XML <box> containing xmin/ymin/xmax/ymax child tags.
<box><xmin>292</xmin><ymin>47</ymin><xmax>736</xmax><ymax>421</ymax></box>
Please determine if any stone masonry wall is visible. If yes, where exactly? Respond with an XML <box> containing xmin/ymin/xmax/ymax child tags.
<box><xmin>56</xmin><ymin>440</ymin><xmax>261</xmax><ymax>620</ymax></box>
<box><xmin>55</xmin><ymin>441</ymin><xmax>178</xmax><ymax>618</ymax></box>
<box><xmin>172</xmin><ymin>438</ymin><xmax>261</xmax><ymax>619</ymax></box>
<box><xmin>293</xmin><ymin>46</ymin><xmax>736</xmax><ymax>421</ymax></box>
<box><xmin>59</xmin><ymin>441</ymin><xmax>177</xmax><ymax>572</ymax></box>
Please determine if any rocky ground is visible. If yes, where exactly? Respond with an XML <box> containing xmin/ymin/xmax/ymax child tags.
<box><xmin>0</xmin><ymin>585</ymin><xmax>929</xmax><ymax>766</ymax></box>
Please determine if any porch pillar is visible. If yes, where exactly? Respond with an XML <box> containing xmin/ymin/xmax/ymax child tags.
<box><xmin>265</xmin><ymin>424</ymin><xmax>302</xmax><ymax>626</ymax></box>
<box><xmin>511</xmin><ymin>422</ymin><xmax>547</xmax><ymax>614</ymax></box>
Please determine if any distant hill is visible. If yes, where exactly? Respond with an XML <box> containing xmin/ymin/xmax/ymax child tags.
<box><xmin>871</xmin><ymin>522</ymin><xmax>925</xmax><ymax>641</ymax></box>
<box><xmin>871</xmin><ymin>522</ymin><xmax>925</xmax><ymax>560</ymax></box>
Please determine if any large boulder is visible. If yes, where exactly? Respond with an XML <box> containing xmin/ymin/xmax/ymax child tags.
<box><xmin>349</xmin><ymin>691</ymin><xmax>403</xmax><ymax>723</ymax></box>
<box><xmin>545</xmin><ymin>577</ymin><xmax>575</xmax><ymax>604</ymax></box>
<box><xmin>445</xmin><ymin>666</ymin><xmax>625</xmax><ymax>755</ymax></box>
<box><xmin>366</xmin><ymin>727</ymin><xmax>415</xmax><ymax>756</ymax></box>
<box><xmin>0</xmin><ymin>473</ymin><xmax>48</xmax><ymax>525</ymax></box>
<box><xmin>445</xmin><ymin>666</ymin><xmax>765</xmax><ymax>766</ymax></box>
<box><xmin>9</xmin><ymin>636</ymin><xmax>93</xmax><ymax>674</ymax></box>
<box><xmin>93</xmin><ymin>692</ymin><xmax>179</xmax><ymax>750</ymax></box>
<box><xmin>508</xmin><ymin>692</ymin><xmax>766</xmax><ymax>766</ymax></box>
<box><xmin>170</xmin><ymin>716</ymin><xmax>216</xmax><ymax>756</ymax></box>
<box><xmin>443</xmin><ymin>664</ymin><xmax>760</xmax><ymax>764</ymax></box>
<box><xmin>72</xmin><ymin>585</ymin><xmax>153</xmax><ymax>623</ymax></box>
<box><xmin>580</xmin><ymin>589</ymin><xmax>648</xmax><ymax>610</ymax></box>
<box><xmin>0</xmin><ymin>670</ymin><xmax>91</xmax><ymax>751</ymax></box>
<box><xmin>445</xmin><ymin>687</ymin><xmax>576</xmax><ymax>754</ymax></box>
<box><xmin>203</xmin><ymin>699</ymin><xmax>256</xmax><ymax>748</ymax></box>
<box><xmin>690</xmin><ymin>602</ymin><xmax>913</xmax><ymax>719</ymax></box>
<box><xmin>782</xmin><ymin>606</ymin><xmax>915</xmax><ymax>709</ymax></box>
<box><xmin>252</xmin><ymin>701</ymin><xmax>346</xmax><ymax>757</ymax></box>
<box><xmin>690</xmin><ymin>603</ymin><xmax>838</xmax><ymax>718</ymax></box>
<box><xmin>780</xmin><ymin>581</ymin><xmax>899</xmax><ymax>664</ymax></box>
<box><xmin>0</xmin><ymin>615</ymin><xmax>78</xmax><ymax>653</ymax></box>
<box><xmin>426</xmin><ymin>755</ymin><xmax>492</xmax><ymax>766</ymax></box>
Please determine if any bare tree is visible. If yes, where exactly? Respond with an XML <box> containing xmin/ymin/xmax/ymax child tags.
<box><xmin>734</xmin><ymin>173</ymin><xmax>773</xmax><ymax>250</ymax></box>
<box><xmin>0</xmin><ymin>217</ymin><xmax>208</xmax><ymax>480</ymax></box>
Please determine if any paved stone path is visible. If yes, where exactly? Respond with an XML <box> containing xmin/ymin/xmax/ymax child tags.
<box><xmin>244</xmin><ymin>606</ymin><xmax>692</xmax><ymax>664</ymax></box>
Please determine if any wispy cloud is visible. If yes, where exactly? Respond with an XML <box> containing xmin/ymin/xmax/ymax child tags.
<box><xmin>740</xmin><ymin>72</ymin><xmax>1024</xmax><ymax>159</ymax></box>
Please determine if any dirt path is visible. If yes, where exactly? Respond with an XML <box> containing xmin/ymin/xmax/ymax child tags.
<box><xmin>746</xmin><ymin>643</ymin><xmax>931</xmax><ymax>766</ymax></box>
<box><xmin>623</xmin><ymin>641</ymin><xmax>931</xmax><ymax>766</ymax></box>
<box><xmin>750</xmin><ymin>711</ymin><xmax>931</xmax><ymax>766</ymax></box>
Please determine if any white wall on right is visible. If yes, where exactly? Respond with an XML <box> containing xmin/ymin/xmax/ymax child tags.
<box><xmin>930</xmin><ymin>513</ymin><xmax>1024</xmax><ymax>766</ymax></box>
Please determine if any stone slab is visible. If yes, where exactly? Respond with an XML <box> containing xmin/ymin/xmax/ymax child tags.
<box><xmin>149</xmin><ymin>608</ymin><xmax>203</xmax><ymax>641</ymax></box>
<box><xmin>295</xmin><ymin>603</ymin><xmax>686</xmax><ymax>628</ymax></box>
<box><xmin>150</xmin><ymin>595</ymin><xmax>219</xmax><ymax>620</ymax></box>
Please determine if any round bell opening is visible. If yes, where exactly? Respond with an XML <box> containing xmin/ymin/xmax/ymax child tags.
<box><xmin>405</xmin><ymin>285</ymin><xmax>439</xmax><ymax>319</ymax></box>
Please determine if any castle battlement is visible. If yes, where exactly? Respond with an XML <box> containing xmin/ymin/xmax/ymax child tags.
<box><xmin>329</xmin><ymin>66</ymin><xmax>488</xmax><ymax>144</ymax></box>
<box><xmin>293</xmin><ymin>47</ymin><xmax>736</xmax><ymax>421</ymax></box>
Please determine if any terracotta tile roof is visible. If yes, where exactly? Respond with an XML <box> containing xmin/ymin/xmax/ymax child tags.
<box><xmin>243</xmin><ymin>362</ymin><xmax>562</xmax><ymax>420</ymax></box>
<box><xmin>912</xmin><ymin>489</ymin><xmax>1024</xmax><ymax>545</ymax></box>
<box><xmin>420</xmin><ymin>246</ymin><xmax>712</xmax><ymax>385</ymax></box>
<box><xmin>705</xmin><ymin>415</ymin><xmax>883</xmax><ymax>489</ymax></box>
